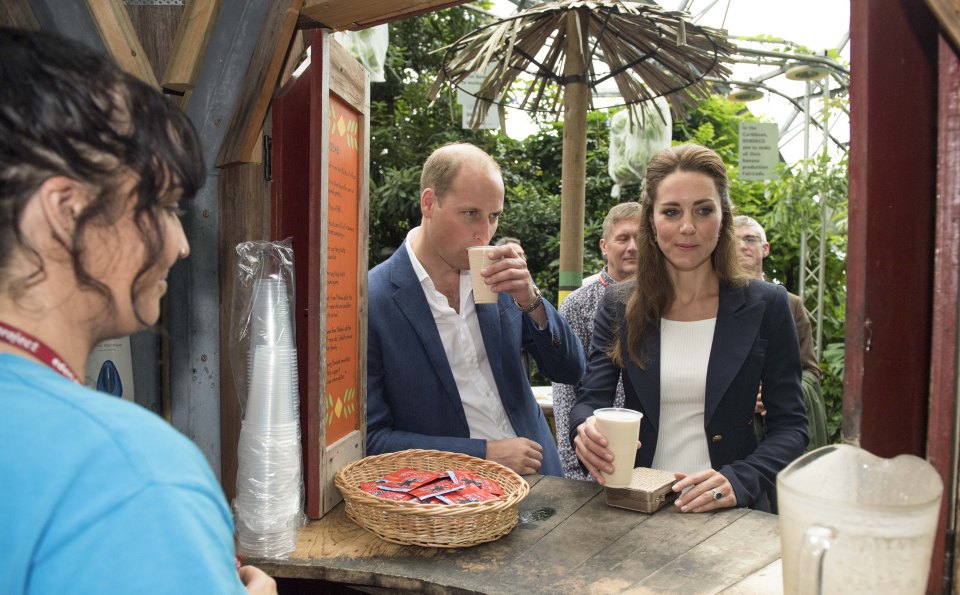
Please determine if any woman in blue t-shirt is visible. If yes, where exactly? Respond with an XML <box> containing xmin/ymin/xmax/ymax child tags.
<box><xmin>0</xmin><ymin>27</ymin><xmax>275</xmax><ymax>595</ymax></box>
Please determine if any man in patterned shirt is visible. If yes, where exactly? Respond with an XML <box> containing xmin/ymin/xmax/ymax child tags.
<box><xmin>553</xmin><ymin>202</ymin><xmax>641</xmax><ymax>479</ymax></box>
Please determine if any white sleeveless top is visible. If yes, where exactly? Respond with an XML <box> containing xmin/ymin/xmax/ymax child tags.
<box><xmin>651</xmin><ymin>317</ymin><xmax>716</xmax><ymax>475</ymax></box>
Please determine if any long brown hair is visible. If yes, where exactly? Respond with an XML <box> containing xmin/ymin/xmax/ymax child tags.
<box><xmin>610</xmin><ymin>144</ymin><xmax>750</xmax><ymax>368</ymax></box>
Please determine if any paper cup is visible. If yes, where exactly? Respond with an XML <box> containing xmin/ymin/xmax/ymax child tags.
<box><xmin>467</xmin><ymin>246</ymin><xmax>498</xmax><ymax>304</ymax></box>
<box><xmin>594</xmin><ymin>407</ymin><xmax>643</xmax><ymax>488</ymax></box>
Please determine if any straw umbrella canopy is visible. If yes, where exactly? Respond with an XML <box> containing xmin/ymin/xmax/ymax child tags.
<box><xmin>429</xmin><ymin>0</ymin><xmax>734</xmax><ymax>299</ymax></box>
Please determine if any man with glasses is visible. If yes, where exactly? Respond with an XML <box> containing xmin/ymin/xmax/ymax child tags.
<box><xmin>733</xmin><ymin>216</ymin><xmax>829</xmax><ymax>452</ymax></box>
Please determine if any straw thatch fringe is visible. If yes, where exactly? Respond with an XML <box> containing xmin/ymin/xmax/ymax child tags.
<box><xmin>428</xmin><ymin>0</ymin><xmax>734</xmax><ymax>130</ymax></box>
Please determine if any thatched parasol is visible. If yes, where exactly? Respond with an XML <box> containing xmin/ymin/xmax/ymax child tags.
<box><xmin>429</xmin><ymin>0</ymin><xmax>734</xmax><ymax>299</ymax></box>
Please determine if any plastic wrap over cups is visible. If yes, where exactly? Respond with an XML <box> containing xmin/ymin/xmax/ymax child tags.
<box><xmin>230</xmin><ymin>239</ymin><xmax>305</xmax><ymax>558</ymax></box>
<box><xmin>608</xmin><ymin>98</ymin><xmax>672</xmax><ymax>198</ymax></box>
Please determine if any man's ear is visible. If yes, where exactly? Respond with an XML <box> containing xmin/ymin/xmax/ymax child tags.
<box><xmin>762</xmin><ymin>242</ymin><xmax>771</xmax><ymax>258</ymax></box>
<box><xmin>599</xmin><ymin>237</ymin><xmax>608</xmax><ymax>257</ymax></box>
<box><xmin>36</xmin><ymin>176</ymin><xmax>89</xmax><ymax>246</ymax></box>
<box><xmin>421</xmin><ymin>188</ymin><xmax>437</xmax><ymax>219</ymax></box>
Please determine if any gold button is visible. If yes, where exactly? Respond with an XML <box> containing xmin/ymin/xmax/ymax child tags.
<box><xmin>712</xmin><ymin>434</ymin><xmax>722</xmax><ymax>442</ymax></box>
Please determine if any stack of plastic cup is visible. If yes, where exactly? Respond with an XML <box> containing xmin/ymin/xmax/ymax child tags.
<box><xmin>235</xmin><ymin>277</ymin><xmax>303</xmax><ymax>558</ymax></box>
<box><xmin>248</xmin><ymin>279</ymin><xmax>301</xmax><ymax>430</ymax></box>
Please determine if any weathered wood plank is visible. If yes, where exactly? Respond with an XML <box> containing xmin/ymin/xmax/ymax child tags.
<box><xmin>550</xmin><ymin>504</ymin><xmax>750</xmax><ymax>594</ymax></box>
<box><xmin>323</xmin><ymin>430</ymin><xmax>362</xmax><ymax>514</ymax></box>
<box><xmin>926</xmin><ymin>0</ymin><xmax>960</xmax><ymax>53</ymax></box>
<box><xmin>720</xmin><ymin>558</ymin><xmax>784</xmax><ymax>594</ymax></box>
<box><xmin>84</xmin><ymin>0</ymin><xmax>159</xmax><ymax>87</ymax></box>
<box><xmin>482</xmin><ymin>487</ymin><xmax>651</xmax><ymax>593</ymax></box>
<box><xmin>300</xmin><ymin>0</ymin><xmax>472</xmax><ymax>31</ymax></box>
<box><xmin>161</xmin><ymin>0</ymin><xmax>222</xmax><ymax>93</ymax></box>
<box><xmin>328</xmin><ymin>35</ymin><xmax>366</xmax><ymax>108</ymax></box>
<box><xmin>623</xmin><ymin>510</ymin><xmax>781</xmax><ymax>594</ymax></box>
<box><xmin>279</xmin><ymin>30</ymin><xmax>307</xmax><ymax>88</ymax></box>
<box><xmin>215</xmin><ymin>0</ymin><xmax>302</xmax><ymax>167</ymax></box>
<box><xmin>0</xmin><ymin>0</ymin><xmax>39</xmax><ymax>29</ymax></box>
<box><xmin>437</xmin><ymin>475</ymin><xmax>603</xmax><ymax>581</ymax></box>
<box><xmin>247</xmin><ymin>477</ymin><xmax>780</xmax><ymax>594</ymax></box>
<box><xmin>126</xmin><ymin>4</ymin><xmax>182</xmax><ymax>81</ymax></box>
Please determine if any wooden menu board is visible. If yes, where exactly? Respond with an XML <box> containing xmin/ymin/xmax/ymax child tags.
<box><xmin>271</xmin><ymin>29</ymin><xmax>369</xmax><ymax>518</ymax></box>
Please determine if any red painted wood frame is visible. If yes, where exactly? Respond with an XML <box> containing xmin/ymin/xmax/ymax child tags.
<box><xmin>270</xmin><ymin>29</ymin><xmax>369</xmax><ymax>518</ymax></box>
<box><xmin>850</xmin><ymin>1</ymin><xmax>956</xmax><ymax>591</ymax></box>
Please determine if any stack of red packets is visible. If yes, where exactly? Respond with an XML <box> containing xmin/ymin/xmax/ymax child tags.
<box><xmin>360</xmin><ymin>467</ymin><xmax>503</xmax><ymax>504</ymax></box>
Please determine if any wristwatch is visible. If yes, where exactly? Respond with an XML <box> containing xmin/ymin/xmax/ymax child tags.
<box><xmin>515</xmin><ymin>285</ymin><xmax>543</xmax><ymax>314</ymax></box>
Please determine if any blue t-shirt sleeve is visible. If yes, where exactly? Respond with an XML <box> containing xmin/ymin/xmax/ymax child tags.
<box><xmin>30</xmin><ymin>483</ymin><xmax>246</xmax><ymax>595</ymax></box>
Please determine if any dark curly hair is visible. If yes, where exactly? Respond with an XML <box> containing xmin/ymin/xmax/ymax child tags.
<box><xmin>0</xmin><ymin>27</ymin><xmax>204</xmax><ymax>323</ymax></box>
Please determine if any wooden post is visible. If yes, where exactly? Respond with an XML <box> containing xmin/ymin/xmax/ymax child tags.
<box><xmin>161</xmin><ymin>0</ymin><xmax>223</xmax><ymax>93</ymax></box>
<box><xmin>84</xmin><ymin>0</ymin><xmax>159</xmax><ymax>88</ymax></box>
<box><xmin>558</xmin><ymin>9</ymin><xmax>588</xmax><ymax>303</ymax></box>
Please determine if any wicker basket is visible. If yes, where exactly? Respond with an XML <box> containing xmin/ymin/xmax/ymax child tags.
<box><xmin>334</xmin><ymin>449</ymin><xmax>529</xmax><ymax>548</ymax></box>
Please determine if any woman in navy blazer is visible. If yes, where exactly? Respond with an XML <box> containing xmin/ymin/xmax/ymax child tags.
<box><xmin>569</xmin><ymin>144</ymin><xmax>808</xmax><ymax>511</ymax></box>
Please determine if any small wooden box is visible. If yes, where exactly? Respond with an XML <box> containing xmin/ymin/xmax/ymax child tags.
<box><xmin>604</xmin><ymin>467</ymin><xmax>678</xmax><ymax>513</ymax></box>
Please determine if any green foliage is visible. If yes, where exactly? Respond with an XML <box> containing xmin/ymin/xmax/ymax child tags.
<box><xmin>760</xmin><ymin>153</ymin><xmax>849</xmax><ymax>442</ymax></box>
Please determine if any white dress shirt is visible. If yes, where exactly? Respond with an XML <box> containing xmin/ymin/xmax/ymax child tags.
<box><xmin>404</xmin><ymin>228</ymin><xmax>517</xmax><ymax>441</ymax></box>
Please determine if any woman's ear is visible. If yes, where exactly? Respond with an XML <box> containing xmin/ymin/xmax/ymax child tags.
<box><xmin>36</xmin><ymin>176</ymin><xmax>89</xmax><ymax>246</ymax></box>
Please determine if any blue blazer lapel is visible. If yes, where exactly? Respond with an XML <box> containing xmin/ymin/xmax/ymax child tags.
<box><xmin>388</xmin><ymin>248</ymin><xmax>464</xmax><ymax>420</ymax></box>
<box><xmin>705</xmin><ymin>283</ymin><xmax>764</xmax><ymax>423</ymax></box>
<box><xmin>624</xmin><ymin>325</ymin><xmax>662</xmax><ymax>433</ymax></box>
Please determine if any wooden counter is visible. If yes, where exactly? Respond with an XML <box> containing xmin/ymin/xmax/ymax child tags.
<box><xmin>248</xmin><ymin>475</ymin><xmax>783</xmax><ymax>594</ymax></box>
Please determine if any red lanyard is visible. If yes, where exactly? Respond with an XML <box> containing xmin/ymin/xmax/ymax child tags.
<box><xmin>0</xmin><ymin>320</ymin><xmax>80</xmax><ymax>384</ymax></box>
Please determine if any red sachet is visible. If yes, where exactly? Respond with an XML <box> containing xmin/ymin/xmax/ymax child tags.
<box><xmin>455</xmin><ymin>470</ymin><xmax>503</xmax><ymax>495</ymax></box>
<box><xmin>409</xmin><ymin>478</ymin><xmax>465</xmax><ymax>500</ymax></box>
<box><xmin>443</xmin><ymin>485</ymin><xmax>498</xmax><ymax>504</ymax></box>
<box><xmin>375</xmin><ymin>467</ymin><xmax>443</xmax><ymax>491</ymax></box>
<box><xmin>360</xmin><ymin>481</ymin><xmax>416</xmax><ymax>501</ymax></box>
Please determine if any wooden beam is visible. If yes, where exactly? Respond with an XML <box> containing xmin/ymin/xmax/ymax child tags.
<box><xmin>279</xmin><ymin>30</ymin><xmax>307</xmax><ymax>89</ymax></box>
<box><xmin>928</xmin><ymin>32</ymin><xmax>960</xmax><ymax>595</ymax></box>
<box><xmin>300</xmin><ymin>0</ymin><xmax>472</xmax><ymax>30</ymax></box>
<box><xmin>845</xmin><ymin>0</ymin><xmax>937</xmax><ymax>455</ymax></box>
<box><xmin>0</xmin><ymin>0</ymin><xmax>39</xmax><ymax>29</ymax></box>
<box><xmin>926</xmin><ymin>0</ymin><xmax>960</xmax><ymax>52</ymax></box>
<box><xmin>161</xmin><ymin>0</ymin><xmax>223</xmax><ymax>93</ymax></box>
<box><xmin>215</xmin><ymin>0</ymin><xmax>302</xmax><ymax>167</ymax></box>
<box><xmin>85</xmin><ymin>0</ymin><xmax>159</xmax><ymax>88</ymax></box>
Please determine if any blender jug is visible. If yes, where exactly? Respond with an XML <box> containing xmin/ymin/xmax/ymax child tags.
<box><xmin>777</xmin><ymin>444</ymin><xmax>942</xmax><ymax>594</ymax></box>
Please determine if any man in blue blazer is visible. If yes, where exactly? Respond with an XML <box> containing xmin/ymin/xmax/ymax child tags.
<box><xmin>367</xmin><ymin>143</ymin><xmax>585</xmax><ymax>476</ymax></box>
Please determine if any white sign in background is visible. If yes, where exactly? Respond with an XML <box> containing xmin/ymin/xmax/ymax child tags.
<box><xmin>739</xmin><ymin>121</ymin><xmax>780</xmax><ymax>181</ymax></box>
<box><xmin>458</xmin><ymin>66</ymin><xmax>500</xmax><ymax>130</ymax></box>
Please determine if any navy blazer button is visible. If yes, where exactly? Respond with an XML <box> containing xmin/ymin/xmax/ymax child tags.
<box><xmin>711</xmin><ymin>434</ymin><xmax>722</xmax><ymax>442</ymax></box>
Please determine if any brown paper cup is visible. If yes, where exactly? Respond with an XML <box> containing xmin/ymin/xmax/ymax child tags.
<box><xmin>467</xmin><ymin>246</ymin><xmax>499</xmax><ymax>304</ymax></box>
